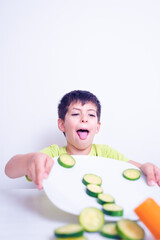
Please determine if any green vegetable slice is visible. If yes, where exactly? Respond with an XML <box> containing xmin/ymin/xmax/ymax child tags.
<box><xmin>103</xmin><ymin>203</ymin><xmax>123</xmax><ymax>216</ymax></box>
<box><xmin>25</xmin><ymin>175</ymin><xmax>32</xmax><ymax>182</ymax></box>
<box><xmin>82</xmin><ymin>173</ymin><xmax>102</xmax><ymax>186</ymax></box>
<box><xmin>54</xmin><ymin>224</ymin><xmax>84</xmax><ymax>238</ymax></box>
<box><xmin>116</xmin><ymin>219</ymin><xmax>145</xmax><ymax>240</ymax></box>
<box><xmin>98</xmin><ymin>193</ymin><xmax>115</xmax><ymax>205</ymax></box>
<box><xmin>79</xmin><ymin>207</ymin><xmax>104</xmax><ymax>232</ymax></box>
<box><xmin>58</xmin><ymin>154</ymin><xmax>76</xmax><ymax>168</ymax></box>
<box><xmin>56</xmin><ymin>237</ymin><xmax>87</xmax><ymax>240</ymax></box>
<box><xmin>123</xmin><ymin>169</ymin><xmax>141</xmax><ymax>180</ymax></box>
<box><xmin>101</xmin><ymin>222</ymin><xmax>120</xmax><ymax>239</ymax></box>
<box><xmin>86</xmin><ymin>184</ymin><xmax>103</xmax><ymax>197</ymax></box>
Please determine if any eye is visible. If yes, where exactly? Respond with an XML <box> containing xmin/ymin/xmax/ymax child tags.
<box><xmin>71</xmin><ymin>113</ymin><xmax>79</xmax><ymax>116</ymax></box>
<box><xmin>89</xmin><ymin>114</ymin><xmax>96</xmax><ymax>117</ymax></box>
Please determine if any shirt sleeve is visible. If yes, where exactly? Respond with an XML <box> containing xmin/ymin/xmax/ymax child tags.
<box><xmin>105</xmin><ymin>145</ymin><xmax>130</xmax><ymax>162</ymax></box>
<box><xmin>40</xmin><ymin>144</ymin><xmax>60</xmax><ymax>158</ymax></box>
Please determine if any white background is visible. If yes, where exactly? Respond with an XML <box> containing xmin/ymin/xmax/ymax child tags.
<box><xmin>1</xmin><ymin>0</ymin><xmax>160</xmax><ymax>188</ymax></box>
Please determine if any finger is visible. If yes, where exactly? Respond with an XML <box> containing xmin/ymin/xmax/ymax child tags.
<box><xmin>44</xmin><ymin>157</ymin><xmax>54</xmax><ymax>177</ymax></box>
<box><xmin>154</xmin><ymin>166</ymin><xmax>160</xmax><ymax>187</ymax></box>
<box><xmin>147</xmin><ymin>166</ymin><xmax>156</xmax><ymax>186</ymax></box>
<box><xmin>35</xmin><ymin>162</ymin><xmax>45</xmax><ymax>190</ymax></box>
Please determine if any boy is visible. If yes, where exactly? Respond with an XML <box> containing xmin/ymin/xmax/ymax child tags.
<box><xmin>5</xmin><ymin>90</ymin><xmax>160</xmax><ymax>190</ymax></box>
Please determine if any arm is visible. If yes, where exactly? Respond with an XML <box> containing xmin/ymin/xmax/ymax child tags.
<box><xmin>5</xmin><ymin>152</ymin><xmax>54</xmax><ymax>190</ymax></box>
<box><xmin>128</xmin><ymin>160</ymin><xmax>160</xmax><ymax>187</ymax></box>
<box><xmin>5</xmin><ymin>153</ymin><xmax>35</xmax><ymax>178</ymax></box>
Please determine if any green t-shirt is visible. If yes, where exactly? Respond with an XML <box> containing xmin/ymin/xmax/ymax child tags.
<box><xmin>40</xmin><ymin>144</ymin><xmax>129</xmax><ymax>162</ymax></box>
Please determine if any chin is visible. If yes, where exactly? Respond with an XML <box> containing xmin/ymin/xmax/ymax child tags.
<box><xmin>76</xmin><ymin>141</ymin><xmax>92</xmax><ymax>150</ymax></box>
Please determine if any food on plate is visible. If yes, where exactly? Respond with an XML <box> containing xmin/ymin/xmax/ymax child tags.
<box><xmin>54</xmin><ymin>158</ymin><xmax>145</xmax><ymax>239</ymax></box>
<box><xmin>82</xmin><ymin>173</ymin><xmax>102</xmax><ymax>186</ymax></box>
<box><xmin>123</xmin><ymin>169</ymin><xmax>141</xmax><ymax>181</ymax></box>
<box><xmin>98</xmin><ymin>193</ymin><xmax>115</xmax><ymax>205</ymax></box>
<box><xmin>86</xmin><ymin>184</ymin><xmax>103</xmax><ymax>197</ymax></box>
<box><xmin>103</xmin><ymin>203</ymin><xmax>123</xmax><ymax>216</ymax></box>
<box><xmin>58</xmin><ymin>154</ymin><xmax>76</xmax><ymax>168</ymax></box>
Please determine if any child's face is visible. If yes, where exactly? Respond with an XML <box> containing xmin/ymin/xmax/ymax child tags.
<box><xmin>58</xmin><ymin>101</ymin><xmax>101</xmax><ymax>153</ymax></box>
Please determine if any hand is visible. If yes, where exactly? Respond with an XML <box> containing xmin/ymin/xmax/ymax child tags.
<box><xmin>26</xmin><ymin>152</ymin><xmax>54</xmax><ymax>190</ymax></box>
<box><xmin>140</xmin><ymin>163</ymin><xmax>160</xmax><ymax>187</ymax></box>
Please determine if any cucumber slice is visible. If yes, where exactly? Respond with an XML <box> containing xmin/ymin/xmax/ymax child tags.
<box><xmin>25</xmin><ymin>175</ymin><xmax>32</xmax><ymax>182</ymax></box>
<box><xmin>58</xmin><ymin>154</ymin><xmax>76</xmax><ymax>168</ymax></box>
<box><xmin>123</xmin><ymin>169</ymin><xmax>141</xmax><ymax>181</ymax></box>
<box><xmin>101</xmin><ymin>223</ymin><xmax>120</xmax><ymax>239</ymax></box>
<box><xmin>103</xmin><ymin>203</ymin><xmax>123</xmax><ymax>216</ymax></box>
<box><xmin>98</xmin><ymin>193</ymin><xmax>115</xmax><ymax>205</ymax></box>
<box><xmin>82</xmin><ymin>174</ymin><xmax>102</xmax><ymax>186</ymax></box>
<box><xmin>79</xmin><ymin>207</ymin><xmax>104</xmax><ymax>232</ymax></box>
<box><xmin>56</xmin><ymin>237</ymin><xmax>87</xmax><ymax>240</ymax></box>
<box><xmin>116</xmin><ymin>219</ymin><xmax>145</xmax><ymax>240</ymax></box>
<box><xmin>54</xmin><ymin>224</ymin><xmax>84</xmax><ymax>238</ymax></box>
<box><xmin>86</xmin><ymin>184</ymin><xmax>103</xmax><ymax>197</ymax></box>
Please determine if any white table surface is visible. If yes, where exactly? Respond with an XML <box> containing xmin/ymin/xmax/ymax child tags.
<box><xmin>0</xmin><ymin>189</ymin><xmax>155</xmax><ymax>240</ymax></box>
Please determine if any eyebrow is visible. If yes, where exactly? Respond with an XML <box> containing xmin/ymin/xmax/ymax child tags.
<box><xmin>88</xmin><ymin>109</ymin><xmax>96</xmax><ymax>112</ymax></box>
<box><xmin>71</xmin><ymin>108</ymin><xmax>96</xmax><ymax>112</ymax></box>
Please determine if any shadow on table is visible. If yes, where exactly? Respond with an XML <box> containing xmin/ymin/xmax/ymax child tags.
<box><xmin>3</xmin><ymin>189</ymin><xmax>79</xmax><ymax>223</ymax></box>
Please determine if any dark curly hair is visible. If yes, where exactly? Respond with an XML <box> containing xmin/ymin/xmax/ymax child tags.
<box><xmin>58</xmin><ymin>90</ymin><xmax>101</xmax><ymax>121</ymax></box>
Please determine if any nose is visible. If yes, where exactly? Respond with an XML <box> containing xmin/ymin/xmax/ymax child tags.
<box><xmin>81</xmin><ymin>114</ymin><xmax>88</xmax><ymax>123</ymax></box>
<box><xmin>82</xmin><ymin>119</ymin><xmax>88</xmax><ymax>123</ymax></box>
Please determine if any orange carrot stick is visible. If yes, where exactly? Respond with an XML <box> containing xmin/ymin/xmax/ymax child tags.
<box><xmin>134</xmin><ymin>198</ymin><xmax>160</xmax><ymax>240</ymax></box>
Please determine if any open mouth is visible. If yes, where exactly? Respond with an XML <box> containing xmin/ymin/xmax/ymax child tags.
<box><xmin>77</xmin><ymin>129</ymin><xmax>89</xmax><ymax>140</ymax></box>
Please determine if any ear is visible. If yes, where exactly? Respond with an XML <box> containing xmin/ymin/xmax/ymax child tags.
<box><xmin>58</xmin><ymin>118</ymin><xmax>65</xmax><ymax>133</ymax></box>
<box><xmin>96</xmin><ymin>122</ymin><xmax>101</xmax><ymax>134</ymax></box>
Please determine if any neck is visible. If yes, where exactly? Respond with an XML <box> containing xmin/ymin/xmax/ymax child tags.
<box><xmin>66</xmin><ymin>144</ymin><xmax>92</xmax><ymax>155</ymax></box>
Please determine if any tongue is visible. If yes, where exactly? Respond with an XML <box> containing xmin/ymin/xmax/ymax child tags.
<box><xmin>77</xmin><ymin>131</ymin><xmax>88</xmax><ymax>140</ymax></box>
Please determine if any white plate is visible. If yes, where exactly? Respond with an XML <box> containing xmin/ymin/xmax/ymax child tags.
<box><xmin>43</xmin><ymin>155</ymin><xmax>160</xmax><ymax>220</ymax></box>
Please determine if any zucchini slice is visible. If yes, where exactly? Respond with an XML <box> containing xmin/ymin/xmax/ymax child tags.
<box><xmin>86</xmin><ymin>184</ymin><xmax>103</xmax><ymax>197</ymax></box>
<box><xmin>123</xmin><ymin>169</ymin><xmax>141</xmax><ymax>181</ymax></box>
<box><xmin>98</xmin><ymin>193</ymin><xmax>115</xmax><ymax>205</ymax></box>
<box><xmin>79</xmin><ymin>207</ymin><xmax>104</xmax><ymax>232</ymax></box>
<box><xmin>103</xmin><ymin>203</ymin><xmax>123</xmax><ymax>216</ymax></box>
<box><xmin>56</xmin><ymin>237</ymin><xmax>87</xmax><ymax>240</ymax></box>
<box><xmin>82</xmin><ymin>173</ymin><xmax>102</xmax><ymax>186</ymax></box>
<box><xmin>101</xmin><ymin>223</ymin><xmax>120</xmax><ymax>239</ymax></box>
<box><xmin>54</xmin><ymin>224</ymin><xmax>84</xmax><ymax>238</ymax></box>
<box><xmin>25</xmin><ymin>175</ymin><xmax>32</xmax><ymax>182</ymax></box>
<box><xmin>116</xmin><ymin>219</ymin><xmax>145</xmax><ymax>240</ymax></box>
<box><xmin>58</xmin><ymin>154</ymin><xmax>76</xmax><ymax>168</ymax></box>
